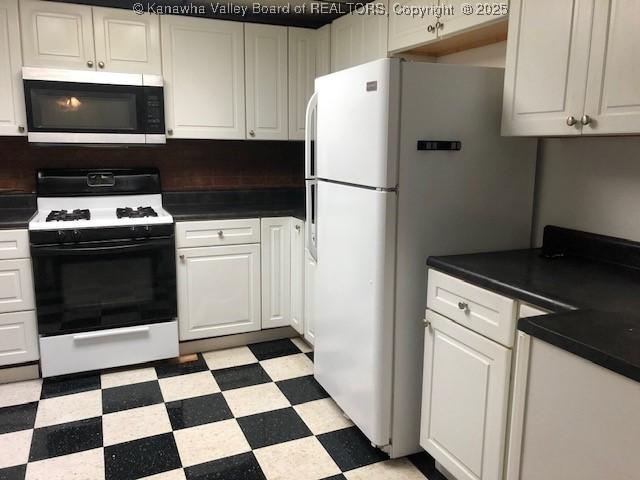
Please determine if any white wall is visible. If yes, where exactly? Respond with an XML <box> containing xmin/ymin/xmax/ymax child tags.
<box><xmin>436</xmin><ymin>41</ymin><xmax>506</xmax><ymax>68</ymax></box>
<box><xmin>532</xmin><ymin>136</ymin><xmax>640</xmax><ymax>245</ymax></box>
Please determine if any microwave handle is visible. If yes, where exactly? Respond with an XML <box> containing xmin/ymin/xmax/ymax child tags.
<box><xmin>305</xmin><ymin>92</ymin><xmax>318</xmax><ymax>179</ymax></box>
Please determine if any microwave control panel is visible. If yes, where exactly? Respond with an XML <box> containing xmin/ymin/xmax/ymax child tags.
<box><xmin>144</xmin><ymin>87</ymin><xmax>165</xmax><ymax>134</ymax></box>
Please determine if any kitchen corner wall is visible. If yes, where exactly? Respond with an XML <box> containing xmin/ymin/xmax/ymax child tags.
<box><xmin>0</xmin><ymin>137</ymin><xmax>304</xmax><ymax>193</ymax></box>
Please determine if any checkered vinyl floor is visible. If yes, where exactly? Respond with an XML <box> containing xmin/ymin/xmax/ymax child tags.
<box><xmin>0</xmin><ymin>337</ymin><xmax>443</xmax><ymax>480</ymax></box>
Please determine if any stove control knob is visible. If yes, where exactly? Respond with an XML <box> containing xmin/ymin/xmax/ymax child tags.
<box><xmin>57</xmin><ymin>230</ymin><xmax>66</xmax><ymax>241</ymax></box>
<box><xmin>130</xmin><ymin>226</ymin><xmax>138</xmax><ymax>236</ymax></box>
<box><xmin>72</xmin><ymin>229</ymin><xmax>81</xmax><ymax>241</ymax></box>
<box><xmin>143</xmin><ymin>226</ymin><xmax>151</xmax><ymax>236</ymax></box>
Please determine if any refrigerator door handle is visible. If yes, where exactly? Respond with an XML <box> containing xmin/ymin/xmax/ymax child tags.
<box><xmin>306</xmin><ymin>180</ymin><xmax>318</xmax><ymax>262</ymax></box>
<box><xmin>305</xmin><ymin>92</ymin><xmax>318</xmax><ymax>179</ymax></box>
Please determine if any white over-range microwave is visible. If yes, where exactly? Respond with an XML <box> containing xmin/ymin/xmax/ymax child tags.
<box><xmin>22</xmin><ymin>67</ymin><xmax>166</xmax><ymax>145</ymax></box>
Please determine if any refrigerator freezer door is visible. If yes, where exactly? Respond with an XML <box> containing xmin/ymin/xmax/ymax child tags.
<box><xmin>315</xmin><ymin>58</ymin><xmax>400</xmax><ymax>189</ymax></box>
<box><xmin>313</xmin><ymin>179</ymin><xmax>397</xmax><ymax>447</ymax></box>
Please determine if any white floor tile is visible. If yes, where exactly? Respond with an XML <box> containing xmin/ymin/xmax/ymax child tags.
<box><xmin>260</xmin><ymin>354</ymin><xmax>314</xmax><ymax>381</ymax></box>
<box><xmin>173</xmin><ymin>419</ymin><xmax>251</xmax><ymax>467</ymax></box>
<box><xmin>102</xmin><ymin>403</ymin><xmax>172</xmax><ymax>446</ymax></box>
<box><xmin>34</xmin><ymin>390</ymin><xmax>102</xmax><ymax>428</ymax></box>
<box><xmin>294</xmin><ymin>398</ymin><xmax>353</xmax><ymax>435</ymax></box>
<box><xmin>0</xmin><ymin>379</ymin><xmax>42</xmax><ymax>408</ymax></box>
<box><xmin>158</xmin><ymin>371</ymin><xmax>219</xmax><ymax>402</ymax></box>
<box><xmin>344</xmin><ymin>458</ymin><xmax>426</xmax><ymax>479</ymax></box>
<box><xmin>101</xmin><ymin>367</ymin><xmax>158</xmax><ymax>389</ymax></box>
<box><xmin>139</xmin><ymin>468</ymin><xmax>187</xmax><ymax>480</ymax></box>
<box><xmin>223</xmin><ymin>382</ymin><xmax>290</xmax><ymax>418</ymax></box>
<box><xmin>0</xmin><ymin>429</ymin><xmax>33</xmax><ymax>469</ymax></box>
<box><xmin>291</xmin><ymin>337</ymin><xmax>313</xmax><ymax>353</ymax></box>
<box><xmin>254</xmin><ymin>436</ymin><xmax>341</xmax><ymax>480</ymax></box>
<box><xmin>25</xmin><ymin>447</ymin><xmax>105</xmax><ymax>480</ymax></box>
<box><xmin>203</xmin><ymin>347</ymin><xmax>258</xmax><ymax>371</ymax></box>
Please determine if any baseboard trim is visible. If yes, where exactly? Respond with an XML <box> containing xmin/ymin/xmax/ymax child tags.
<box><xmin>179</xmin><ymin>327</ymin><xmax>299</xmax><ymax>355</ymax></box>
<box><xmin>0</xmin><ymin>363</ymin><xmax>40</xmax><ymax>384</ymax></box>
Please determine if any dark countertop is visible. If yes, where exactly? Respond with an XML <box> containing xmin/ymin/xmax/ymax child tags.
<box><xmin>426</xmin><ymin>226</ymin><xmax>640</xmax><ymax>383</ymax></box>
<box><xmin>0</xmin><ymin>194</ymin><xmax>36</xmax><ymax>229</ymax></box>
<box><xmin>163</xmin><ymin>188</ymin><xmax>305</xmax><ymax>222</ymax></box>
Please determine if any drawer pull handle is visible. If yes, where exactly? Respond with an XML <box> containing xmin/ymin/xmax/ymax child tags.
<box><xmin>458</xmin><ymin>301</ymin><xmax>470</xmax><ymax>313</ymax></box>
<box><xmin>217</xmin><ymin>230</ymin><xmax>224</xmax><ymax>238</ymax></box>
<box><xmin>73</xmin><ymin>326</ymin><xmax>150</xmax><ymax>341</ymax></box>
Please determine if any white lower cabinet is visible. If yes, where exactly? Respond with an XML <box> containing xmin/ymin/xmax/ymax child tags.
<box><xmin>420</xmin><ymin>309</ymin><xmax>511</xmax><ymax>480</ymax></box>
<box><xmin>0</xmin><ymin>310</ymin><xmax>38</xmax><ymax>366</ymax></box>
<box><xmin>0</xmin><ymin>258</ymin><xmax>35</xmax><ymax>314</ymax></box>
<box><xmin>261</xmin><ymin>218</ymin><xmax>291</xmax><ymax>329</ymax></box>
<box><xmin>290</xmin><ymin>218</ymin><xmax>305</xmax><ymax>334</ymax></box>
<box><xmin>303</xmin><ymin>248</ymin><xmax>316</xmax><ymax>345</ymax></box>
<box><xmin>177</xmin><ymin>244</ymin><xmax>261</xmax><ymax>340</ymax></box>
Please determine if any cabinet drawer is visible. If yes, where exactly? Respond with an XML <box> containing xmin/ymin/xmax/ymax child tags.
<box><xmin>0</xmin><ymin>258</ymin><xmax>35</xmax><ymax>314</ymax></box>
<box><xmin>427</xmin><ymin>269</ymin><xmax>517</xmax><ymax>347</ymax></box>
<box><xmin>0</xmin><ymin>310</ymin><xmax>39</xmax><ymax>366</ymax></box>
<box><xmin>176</xmin><ymin>219</ymin><xmax>261</xmax><ymax>248</ymax></box>
<box><xmin>39</xmin><ymin>320</ymin><xmax>179</xmax><ymax>377</ymax></box>
<box><xmin>0</xmin><ymin>230</ymin><xmax>29</xmax><ymax>260</ymax></box>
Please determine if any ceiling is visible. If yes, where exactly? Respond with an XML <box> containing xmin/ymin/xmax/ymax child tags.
<box><xmin>54</xmin><ymin>0</ymin><xmax>366</xmax><ymax>28</ymax></box>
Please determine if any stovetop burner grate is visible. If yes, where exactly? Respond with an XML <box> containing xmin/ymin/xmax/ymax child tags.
<box><xmin>46</xmin><ymin>209</ymin><xmax>91</xmax><ymax>222</ymax></box>
<box><xmin>116</xmin><ymin>206</ymin><xmax>159</xmax><ymax>219</ymax></box>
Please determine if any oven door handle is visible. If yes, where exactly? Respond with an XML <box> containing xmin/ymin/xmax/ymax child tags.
<box><xmin>73</xmin><ymin>326</ymin><xmax>150</xmax><ymax>341</ymax></box>
<box><xmin>31</xmin><ymin>237</ymin><xmax>173</xmax><ymax>256</ymax></box>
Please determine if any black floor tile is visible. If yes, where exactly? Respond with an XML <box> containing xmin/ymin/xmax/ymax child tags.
<box><xmin>104</xmin><ymin>432</ymin><xmax>181</xmax><ymax>480</ymax></box>
<box><xmin>41</xmin><ymin>374</ymin><xmax>101</xmax><ymax>399</ymax></box>
<box><xmin>236</xmin><ymin>407</ymin><xmax>312</xmax><ymax>449</ymax></box>
<box><xmin>185</xmin><ymin>452</ymin><xmax>266</xmax><ymax>480</ymax></box>
<box><xmin>212</xmin><ymin>364</ymin><xmax>271</xmax><ymax>391</ymax></box>
<box><xmin>29</xmin><ymin>417</ymin><xmax>103</xmax><ymax>462</ymax></box>
<box><xmin>166</xmin><ymin>393</ymin><xmax>233</xmax><ymax>430</ymax></box>
<box><xmin>321</xmin><ymin>475</ymin><xmax>347</xmax><ymax>480</ymax></box>
<box><xmin>102</xmin><ymin>380</ymin><xmax>163</xmax><ymax>414</ymax></box>
<box><xmin>276</xmin><ymin>375</ymin><xmax>329</xmax><ymax>405</ymax></box>
<box><xmin>155</xmin><ymin>354</ymin><xmax>208</xmax><ymax>379</ymax></box>
<box><xmin>0</xmin><ymin>464</ymin><xmax>26</xmax><ymax>480</ymax></box>
<box><xmin>317</xmin><ymin>427</ymin><xmax>388</xmax><ymax>472</ymax></box>
<box><xmin>306</xmin><ymin>352</ymin><xmax>314</xmax><ymax>362</ymax></box>
<box><xmin>0</xmin><ymin>402</ymin><xmax>38</xmax><ymax>434</ymax></box>
<box><xmin>248</xmin><ymin>339</ymin><xmax>301</xmax><ymax>361</ymax></box>
<box><xmin>408</xmin><ymin>452</ymin><xmax>447</xmax><ymax>480</ymax></box>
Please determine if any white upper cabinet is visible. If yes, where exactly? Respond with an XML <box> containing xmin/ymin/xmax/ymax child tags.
<box><xmin>361</xmin><ymin>1</ymin><xmax>388</xmax><ymax>63</ymax></box>
<box><xmin>388</xmin><ymin>0</ymin><xmax>437</xmax><ymax>53</ymax></box>
<box><xmin>288</xmin><ymin>27</ymin><xmax>316</xmax><ymax>141</ymax></box>
<box><xmin>20</xmin><ymin>0</ymin><xmax>95</xmax><ymax>70</ymax></box>
<box><xmin>161</xmin><ymin>15</ymin><xmax>245</xmax><ymax>139</ymax></box>
<box><xmin>0</xmin><ymin>0</ymin><xmax>25</xmax><ymax>136</ymax></box>
<box><xmin>92</xmin><ymin>7</ymin><xmax>161</xmax><ymax>74</ymax></box>
<box><xmin>245</xmin><ymin>24</ymin><xmax>288</xmax><ymax>140</ymax></box>
<box><xmin>583</xmin><ymin>0</ymin><xmax>640</xmax><ymax>135</ymax></box>
<box><xmin>316</xmin><ymin>24</ymin><xmax>331</xmax><ymax>77</ymax></box>
<box><xmin>503</xmin><ymin>0</ymin><xmax>640</xmax><ymax>136</ymax></box>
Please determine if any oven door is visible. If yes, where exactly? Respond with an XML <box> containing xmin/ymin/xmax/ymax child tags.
<box><xmin>31</xmin><ymin>236</ymin><xmax>177</xmax><ymax>336</ymax></box>
<box><xmin>23</xmin><ymin>69</ymin><xmax>165</xmax><ymax>144</ymax></box>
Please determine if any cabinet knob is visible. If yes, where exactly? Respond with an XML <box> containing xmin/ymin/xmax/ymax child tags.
<box><xmin>581</xmin><ymin>114</ymin><xmax>592</xmax><ymax>126</ymax></box>
<box><xmin>435</xmin><ymin>21</ymin><xmax>443</xmax><ymax>30</ymax></box>
<box><xmin>98</xmin><ymin>61</ymin><xmax>105</xmax><ymax>69</ymax></box>
<box><xmin>249</xmin><ymin>130</ymin><xmax>255</xmax><ymax>137</ymax></box>
<box><xmin>295</xmin><ymin>224</ymin><xmax>301</xmax><ymax>232</ymax></box>
<box><xmin>457</xmin><ymin>301</ymin><xmax>470</xmax><ymax>313</ymax></box>
<box><xmin>217</xmin><ymin>230</ymin><xmax>224</xmax><ymax>238</ymax></box>
<box><xmin>179</xmin><ymin>254</ymin><xmax>185</xmax><ymax>262</ymax></box>
<box><xmin>427</xmin><ymin>25</ymin><xmax>435</xmax><ymax>33</ymax></box>
<box><xmin>566</xmin><ymin>115</ymin><xmax>577</xmax><ymax>126</ymax></box>
<box><xmin>167</xmin><ymin>129</ymin><xmax>173</xmax><ymax>136</ymax></box>
<box><xmin>87</xmin><ymin>60</ymin><xmax>94</xmax><ymax>68</ymax></box>
<box><xmin>17</xmin><ymin>125</ymin><xmax>24</xmax><ymax>133</ymax></box>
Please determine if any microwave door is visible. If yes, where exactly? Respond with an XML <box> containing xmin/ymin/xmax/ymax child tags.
<box><xmin>305</xmin><ymin>92</ymin><xmax>318</xmax><ymax>180</ymax></box>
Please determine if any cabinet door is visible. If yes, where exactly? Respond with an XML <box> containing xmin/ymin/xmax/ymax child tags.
<box><xmin>303</xmin><ymin>248</ymin><xmax>316</xmax><ymax>345</ymax></box>
<box><xmin>0</xmin><ymin>259</ymin><xmax>35</xmax><ymax>314</ymax></box>
<box><xmin>177</xmin><ymin>244</ymin><xmax>260</xmax><ymax>340</ymax></box>
<box><xmin>0</xmin><ymin>0</ymin><xmax>25</xmax><ymax>136</ymax></box>
<box><xmin>245</xmin><ymin>24</ymin><xmax>288</xmax><ymax>140</ymax></box>
<box><xmin>362</xmin><ymin>1</ymin><xmax>388</xmax><ymax>63</ymax></box>
<box><xmin>20</xmin><ymin>0</ymin><xmax>95</xmax><ymax>70</ymax></box>
<box><xmin>420</xmin><ymin>310</ymin><xmax>511</xmax><ymax>480</ymax></box>
<box><xmin>288</xmin><ymin>27</ymin><xmax>316</xmax><ymax>140</ymax></box>
<box><xmin>583</xmin><ymin>0</ymin><xmax>640</xmax><ymax>135</ymax></box>
<box><xmin>330</xmin><ymin>12</ymin><xmax>363</xmax><ymax>71</ymax></box>
<box><xmin>502</xmin><ymin>0</ymin><xmax>594</xmax><ymax>136</ymax></box>
<box><xmin>161</xmin><ymin>15</ymin><xmax>245</xmax><ymax>139</ymax></box>
<box><xmin>261</xmin><ymin>218</ymin><xmax>291</xmax><ymax>329</ymax></box>
<box><xmin>439</xmin><ymin>0</ymin><xmax>507</xmax><ymax>38</ymax></box>
<box><xmin>290</xmin><ymin>218</ymin><xmax>305</xmax><ymax>335</ymax></box>
<box><xmin>0</xmin><ymin>311</ymin><xmax>39</xmax><ymax>366</ymax></box>
<box><xmin>316</xmin><ymin>24</ymin><xmax>331</xmax><ymax>77</ymax></box>
<box><xmin>387</xmin><ymin>0</ymin><xmax>438</xmax><ymax>53</ymax></box>
<box><xmin>92</xmin><ymin>7</ymin><xmax>161</xmax><ymax>74</ymax></box>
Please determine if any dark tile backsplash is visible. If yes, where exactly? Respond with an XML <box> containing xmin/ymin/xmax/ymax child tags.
<box><xmin>0</xmin><ymin>137</ymin><xmax>304</xmax><ymax>193</ymax></box>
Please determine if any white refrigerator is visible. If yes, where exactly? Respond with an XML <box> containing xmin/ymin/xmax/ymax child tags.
<box><xmin>305</xmin><ymin>58</ymin><xmax>537</xmax><ymax>458</ymax></box>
